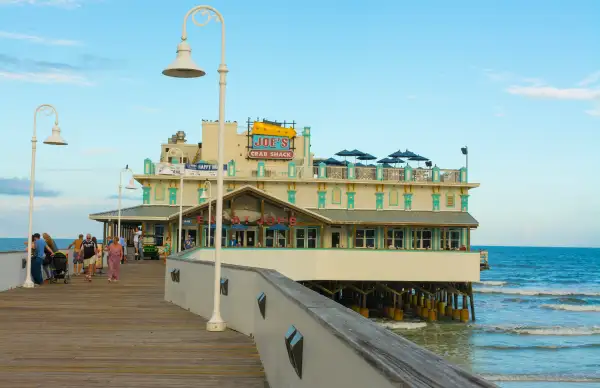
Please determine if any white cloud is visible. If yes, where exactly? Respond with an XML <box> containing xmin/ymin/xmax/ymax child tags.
<box><xmin>579</xmin><ymin>71</ymin><xmax>600</xmax><ymax>87</ymax></box>
<box><xmin>0</xmin><ymin>70</ymin><xmax>93</xmax><ymax>86</ymax></box>
<box><xmin>0</xmin><ymin>0</ymin><xmax>83</xmax><ymax>8</ymax></box>
<box><xmin>0</xmin><ymin>31</ymin><xmax>81</xmax><ymax>46</ymax></box>
<box><xmin>506</xmin><ymin>86</ymin><xmax>600</xmax><ymax>100</ymax></box>
<box><xmin>585</xmin><ymin>106</ymin><xmax>600</xmax><ymax>117</ymax></box>
<box><xmin>133</xmin><ymin>105</ymin><xmax>161</xmax><ymax>113</ymax></box>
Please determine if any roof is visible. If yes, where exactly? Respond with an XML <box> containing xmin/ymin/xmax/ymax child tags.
<box><xmin>89</xmin><ymin>205</ymin><xmax>193</xmax><ymax>222</ymax></box>
<box><xmin>177</xmin><ymin>185</ymin><xmax>332</xmax><ymax>224</ymax></box>
<box><xmin>310</xmin><ymin>209</ymin><xmax>479</xmax><ymax>227</ymax></box>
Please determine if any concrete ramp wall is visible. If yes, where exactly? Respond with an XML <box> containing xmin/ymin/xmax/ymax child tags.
<box><xmin>165</xmin><ymin>255</ymin><xmax>495</xmax><ymax>388</ymax></box>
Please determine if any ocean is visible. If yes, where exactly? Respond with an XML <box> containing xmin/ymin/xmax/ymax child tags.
<box><xmin>385</xmin><ymin>246</ymin><xmax>600</xmax><ymax>388</ymax></box>
<box><xmin>1</xmin><ymin>241</ymin><xmax>598</xmax><ymax>386</ymax></box>
<box><xmin>0</xmin><ymin>237</ymin><xmax>103</xmax><ymax>252</ymax></box>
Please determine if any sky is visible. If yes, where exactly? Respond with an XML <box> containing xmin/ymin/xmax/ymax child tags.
<box><xmin>0</xmin><ymin>0</ymin><xmax>598</xmax><ymax>247</ymax></box>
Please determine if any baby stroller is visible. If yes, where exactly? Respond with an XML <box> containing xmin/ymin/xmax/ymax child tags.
<box><xmin>50</xmin><ymin>252</ymin><xmax>70</xmax><ymax>284</ymax></box>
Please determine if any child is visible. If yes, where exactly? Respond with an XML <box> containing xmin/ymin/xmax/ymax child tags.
<box><xmin>162</xmin><ymin>237</ymin><xmax>172</xmax><ymax>264</ymax></box>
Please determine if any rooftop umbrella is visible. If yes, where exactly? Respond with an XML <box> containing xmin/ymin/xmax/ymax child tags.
<box><xmin>390</xmin><ymin>149</ymin><xmax>418</xmax><ymax>159</ymax></box>
<box><xmin>325</xmin><ymin>157</ymin><xmax>344</xmax><ymax>166</ymax></box>
<box><xmin>389</xmin><ymin>157</ymin><xmax>405</xmax><ymax>164</ymax></box>
<box><xmin>358</xmin><ymin>153</ymin><xmax>376</xmax><ymax>161</ymax></box>
<box><xmin>348</xmin><ymin>149</ymin><xmax>366</xmax><ymax>157</ymax></box>
<box><xmin>409</xmin><ymin>154</ymin><xmax>429</xmax><ymax>167</ymax></box>
<box><xmin>335</xmin><ymin>149</ymin><xmax>354</xmax><ymax>157</ymax></box>
<box><xmin>377</xmin><ymin>157</ymin><xmax>394</xmax><ymax>164</ymax></box>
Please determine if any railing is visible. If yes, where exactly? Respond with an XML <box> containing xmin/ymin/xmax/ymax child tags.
<box><xmin>147</xmin><ymin>162</ymin><xmax>463</xmax><ymax>183</ymax></box>
<box><xmin>166</xmin><ymin>256</ymin><xmax>496</xmax><ymax>387</ymax></box>
<box><xmin>0</xmin><ymin>251</ymin><xmax>26</xmax><ymax>292</ymax></box>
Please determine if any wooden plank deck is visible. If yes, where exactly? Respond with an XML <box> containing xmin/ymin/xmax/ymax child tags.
<box><xmin>0</xmin><ymin>260</ymin><xmax>266</xmax><ymax>387</ymax></box>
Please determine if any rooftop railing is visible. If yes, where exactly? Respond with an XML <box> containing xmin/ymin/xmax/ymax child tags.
<box><xmin>144</xmin><ymin>159</ymin><xmax>468</xmax><ymax>184</ymax></box>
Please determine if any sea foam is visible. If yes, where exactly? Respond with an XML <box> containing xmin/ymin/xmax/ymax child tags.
<box><xmin>482</xmin><ymin>325</ymin><xmax>600</xmax><ymax>336</ymax></box>
<box><xmin>476</xmin><ymin>281</ymin><xmax>507</xmax><ymax>286</ymax></box>
<box><xmin>378</xmin><ymin>321</ymin><xmax>427</xmax><ymax>330</ymax></box>
<box><xmin>482</xmin><ymin>374</ymin><xmax>600</xmax><ymax>383</ymax></box>
<box><xmin>541</xmin><ymin>304</ymin><xmax>600</xmax><ymax>312</ymax></box>
<box><xmin>474</xmin><ymin>287</ymin><xmax>600</xmax><ymax>297</ymax></box>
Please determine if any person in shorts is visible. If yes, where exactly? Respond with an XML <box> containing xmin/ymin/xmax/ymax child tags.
<box><xmin>80</xmin><ymin>233</ymin><xmax>98</xmax><ymax>282</ymax></box>
<box><xmin>68</xmin><ymin>234</ymin><xmax>84</xmax><ymax>275</ymax></box>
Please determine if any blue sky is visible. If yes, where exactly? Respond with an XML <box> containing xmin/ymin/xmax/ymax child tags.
<box><xmin>0</xmin><ymin>0</ymin><xmax>598</xmax><ymax>246</ymax></box>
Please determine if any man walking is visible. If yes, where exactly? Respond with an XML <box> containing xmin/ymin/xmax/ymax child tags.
<box><xmin>80</xmin><ymin>233</ymin><xmax>98</xmax><ymax>282</ymax></box>
<box><xmin>68</xmin><ymin>234</ymin><xmax>84</xmax><ymax>275</ymax></box>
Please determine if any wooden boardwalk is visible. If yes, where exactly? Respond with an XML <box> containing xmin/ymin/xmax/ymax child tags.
<box><xmin>0</xmin><ymin>260</ymin><xmax>266</xmax><ymax>387</ymax></box>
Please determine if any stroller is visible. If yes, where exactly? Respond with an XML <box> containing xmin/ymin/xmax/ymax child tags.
<box><xmin>50</xmin><ymin>252</ymin><xmax>70</xmax><ymax>284</ymax></box>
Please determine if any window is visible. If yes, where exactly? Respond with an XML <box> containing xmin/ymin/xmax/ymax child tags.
<box><xmin>295</xmin><ymin>227</ymin><xmax>318</xmax><ymax>248</ymax></box>
<box><xmin>446</xmin><ymin>194</ymin><xmax>455</xmax><ymax>207</ymax></box>
<box><xmin>266</xmin><ymin>230</ymin><xmax>287</xmax><ymax>247</ymax></box>
<box><xmin>386</xmin><ymin>229</ymin><xmax>403</xmax><ymax>249</ymax></box>
<box><xmin>155</xmin><ymin>225</ymin><xmax>165</xmax><ymax>246</ymax></box>
<box><xmin>446</xmin><ymin>229</ymin><xmax>460</xmax><ymax>249</ymax></box>
<box><xmin>355</xmin><ymin>228</ymin><xmax>375</xmax><ymax>248</ymax></box>
<box><xmin>205</xmin><ymin>227</ymin><xmax>227</xmax><ymax>247</ymax></box>
<box><xmin>332</xmin><ymin>187</ymin><xmax>342</xmax><ymax>204</ymax></box>
<box><xmin>415</xmin><ymin>228</ymin><xmax>432</xmax><ymax>249</ymax></box>
<box><xmin>295</xmin><ymin>228</ymin><xmax>305</xmax><ymax>248</ymax></box>
<box><xmin>389</xmin><ymin>190</ymin><xmax>399</xmax><ymax>206</ymax></box>
<box><xmin>155</xmin><ymin>183</ymin><xmax>166</xmax><ymax>201</ymax></box>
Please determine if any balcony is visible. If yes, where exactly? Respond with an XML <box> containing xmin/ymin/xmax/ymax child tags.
<box><xmin>143</xmin><ymin>159</ymin><xmax>470</xmax><ymax>185</ymax></box>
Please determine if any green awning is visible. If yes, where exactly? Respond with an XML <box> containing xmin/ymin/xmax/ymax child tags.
<box><xmin>310</xmin><ymin>209</ymin><xmax>479</xmax><ymax>227</ymax></box>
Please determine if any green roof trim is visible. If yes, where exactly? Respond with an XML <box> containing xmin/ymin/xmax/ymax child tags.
<box><xmin>89</xmin><ymin>205</ymin><xmax>193</xmax><ymax>221</ymax></box>
<box><xmin>310</xmin><ymin>209</ymin><xmax>479</xmax><ymax>227</ymax></box>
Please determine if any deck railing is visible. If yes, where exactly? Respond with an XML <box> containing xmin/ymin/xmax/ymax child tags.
<box><xmin>148</xmin><ymin>162</ymin><xmax>463</xmax><ymax>183</ymax></box>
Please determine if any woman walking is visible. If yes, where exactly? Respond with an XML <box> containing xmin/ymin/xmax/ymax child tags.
<box><xmin>42</xmin><ymin>233</ymin><xmax>58</xmax><ymax>282</ymax></box>
<box><xmin>107</xmin><ymin>237</ymin><xmax>123</xmax><ymax>282</ymax></box>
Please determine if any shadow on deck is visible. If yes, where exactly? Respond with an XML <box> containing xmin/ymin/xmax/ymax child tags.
<box><xmin>0</xmin><ymin>260</ymin><xmax>266</xmax><ymax>387</ymax></box>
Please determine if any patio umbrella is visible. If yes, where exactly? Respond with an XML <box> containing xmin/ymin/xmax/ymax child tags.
<box><xmin>377</xmin><ymin>157</ymin><xmax>394</xmax><ymax>164</ymax></box>
<box><xmin>324</xmin><ymin>157</ymin><xmax>344</xmax><ymax>166</ymax></box>
<box><xmin>390</xmin><ymin>149</ymin><xmax>418</xmax><ymax>159</ymax></box>
<box><xmin>357</xmin><ymin>153</ymin><xmax>377</xmax><ymax>161</ymax></box>
<box><xmin>335</xmin><ymin>149</ymin><xmax>353</xmax><ymax>157</ymax></box>
<box><xmin>347</xmin><ymin>149</ymin><xmax>366</xmax><ymax>164</ymax></box>
<box><xmin>409</xmin><ymin>155</ymin><xmax>429</xmax><ymax>167</ymax></box>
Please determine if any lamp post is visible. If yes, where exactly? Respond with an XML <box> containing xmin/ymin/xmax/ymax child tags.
<box><xmin>461</xmin><ymin>146</ymin><xmax>468</xmax><ymax>171</ymax></box>
<box><xmin>117</xmin><ymin>165</ymin><xmax>137</xmax><ymax>240</ymax></box>
<box><xmin>200</xmin><ymin>180</ymin><xmax>212</xmax><ymax>247</ymax></box>
<box><xmin>166</xmin><ymin>148</ymin><xmax>185</xmax><ymax>253</ymax></box>
<box><xmin>23</xmin><ymin>104</ymin><xmax>68</xmax><ymax>288</ymax></box>
<box><xmin>163</xmin><ymin>4</ymin><xmax>228</xmax><ymax>331</ymax></box>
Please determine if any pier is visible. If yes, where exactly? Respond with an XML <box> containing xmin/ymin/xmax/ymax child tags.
<box><xmin>0</xmin><ymin>260</ymin><xmax>266</xmax><ymax>387</ymax></box>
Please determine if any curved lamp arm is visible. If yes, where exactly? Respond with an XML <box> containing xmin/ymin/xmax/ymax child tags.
<box><xmin>33</xmin><ymin>104</ymin><xmax>59</xmax><ymax>140</ymax></box>
<box><xmin>181</xmin><ymin>5</ymin><xmax>226</xmax><ymax>65</ymax></box>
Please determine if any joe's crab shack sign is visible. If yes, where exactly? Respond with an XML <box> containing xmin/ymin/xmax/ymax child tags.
<box><xmin>247</xmin><ymin>121</ymin><xmax>295</xmax><ymax>160</ymax></box>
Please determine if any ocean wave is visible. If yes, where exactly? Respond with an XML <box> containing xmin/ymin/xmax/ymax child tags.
<box><xmin>503</xmin><ymin>297</ymin><xmax>532</xmax><ymax>304</ymax></box>
<box><xmin>477</xmin><ymin>281</ymin><xmax>507</xmax><ymax>286</ymax></box>
<box><xmin>478</xmin><ymin>343</ymin><xmax>600</xmax><ymax>351</ymax></box>
<box><xmin>551</xmin><ymin>297</ymin><xmax>588</xmax><ymax>305</ymax></box>
<box><xmin>482</xmin><ymin>325</ymin><xmax>600</xmax><ymax>336</ymax></box>
<box><xmin>474</xmin><ymin>287</ymin><xmax>600</xmax><ymax>297</ymax></box>
<box><xmin>377</xmin><ymin>321</ymin><xmax>427</xmax><ymax>330</ymax></box>
<box><xmin>541</xmin><ymin>304</ymin><xmax>600</xmax><ymax>312</ymax></box>
<box><xmin>482</xmin><ymin>374</ymin><xmax>600</xmax><ymax>382</ymax></box>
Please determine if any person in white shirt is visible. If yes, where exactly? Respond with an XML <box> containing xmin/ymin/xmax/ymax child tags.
<box><xmin>133</xmin><ymin>227</ymin><xmax>143</xmax><ymax>260</ymax></box>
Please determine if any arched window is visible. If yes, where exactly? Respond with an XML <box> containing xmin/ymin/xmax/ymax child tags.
<box><xmin>389</xmin><ymin>189</ymin><xmax>399</xmax><ymax>206</ymax></box>
<box><xmin>154</xmin><ymin>183</ymin><xmax>166</xmax><ymax>202</ymax></box>
<box><xmin>331</xmin><ymin>187</ymin><xmax>342</xmax><ymax>204</ymax></box>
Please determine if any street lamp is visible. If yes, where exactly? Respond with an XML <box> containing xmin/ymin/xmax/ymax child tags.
<box><xmin>163</xmin><ymin>4</ymin><xmax>228</xmax><ymax>332</ymax></box>
<box><xmin>167</xmin><ymin>148</ymin><xmax>185</xmax><ymax>253</ymax></box>
<box><xmin>23</xmin><ymin>104</ymin><xmax>67</xmax><ymax>288</ymax></box>
<box><xmin>117</xmin><ymin>165</ymin><xmax>136</xmax><ymax>240</ymax></box>
<box><xmin>200</xmin><ymin>180</ymin><xmax>212</xmax><ymax>247</ymax></box>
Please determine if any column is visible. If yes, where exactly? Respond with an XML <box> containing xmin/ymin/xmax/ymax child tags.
<box><xmin>403</xmin><ymin>193</ymin><xmax>413</xmax><ymax>211</ymax></box>
<box><xmin>460</xmin><ymin>194</ymin><xmax>469</xmax><ymax>212</ymax></box>
<box><xmin>432</xmin><ymin>193</ymin><xmax>441</xmax><ymax>211</ymax></box>
<box><xmin>347</xmin><ymin>192</ymin><xmax>356</xmax><ymax>210</ymax></box>
<box><xmin>375</xmin><ymin>192</ymin><xmax>384</xmax><ymax>210</ymax></box>
<box><xmin>142</xmin><ymin>186</ymin><xmax>151</xmax><ymax>204</ymax></box>
<box><xmin>318</xmin><ymin>190</ymin><xmax>326</xmax><ymax>208</ymax></box>
<box><xmin>168</xmin><ymin>187</ymin><xmax>177</xmax><ymax>205</ymax></box>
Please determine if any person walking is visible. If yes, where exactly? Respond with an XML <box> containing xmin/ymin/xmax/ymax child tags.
<box><xmin>133</xmin><ymin>227</ymin><xmax>142</xmax><ymax>260</ymax></box>
<box><xmin>68</xmin><ymin>234</ymin><xmax>84</xmax><ymax>276</ymax></box>
<box><xmin>119</xmin><ymin>235</ymin><xmax>127</xmax><ymax>264</ymax></box>
<box><xmin>80</xmin><ymin>234</ymin><xmax>98</xmax><ymax>282</ymax></box>
<box><xmin>107</xmin><ymin>237</ymin><xmax>123</xmax><ymax>282</ymax></box>
<box><xmin>42</xmin><ymin>233</ymin><xmax>58</xmax><ymax>282</ymax></box>
<box><xmin>31</xmin><ymin>233</ymin><xmax>54</xmax><ymax>285</ymax></box>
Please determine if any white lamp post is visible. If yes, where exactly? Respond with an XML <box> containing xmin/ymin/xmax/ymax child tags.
<box><xmin>200</xmin><ymin>180</ymin><xmax>212</xmax><ymax>247</ymax></box>
<box><xmin>167</xmin><ymin>148</ymin><xmax>185</xmax><ymax>253</ymax></box>
<box><xmin>163</xmin><ymin>5</ymin><xmax>228</xmax><ymax>331</ymax></box>
<box><xmin>23</xmin><ymin>104</ymin><xmax>67</xmax><ymax>288</ymax></box>
<box><xmin>117</xmin><ymin>165</ymin><xmax>137</xmax><ymax>240</ymax></box>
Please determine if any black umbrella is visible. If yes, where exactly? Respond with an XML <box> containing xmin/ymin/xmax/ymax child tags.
<box><xmin>409</xmin><ymin>155</ymin><xmax>429</xmax><ymax>162</ymax></box>
<box><xmin>390</xmin><ymin>149</ymin><xmax>418</xmax><ymax>159</ymax></box>
<box><xmin>348</xmin><ymin>149</ymin><xmax>366</xmax><ymax>157</ymax></box>
<box><xmin>324</xmin><ymin>157</ymin><xmax>344</xmax><ymax>166</ymax></box>
<box><xmin>389</xmin><ymin>157</ymin><xmax>405</xmax><ymax>164</ymax></box>
<box><xmin>377</xmin><ymin>157</ymin><xmax>394</xmax><ymax>164</ymax></box>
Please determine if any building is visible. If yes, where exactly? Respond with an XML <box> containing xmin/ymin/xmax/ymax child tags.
<box><xmin>90</xmin><ymin>118</ymin><xmax>485</xmax><ymax>320</ymax></box>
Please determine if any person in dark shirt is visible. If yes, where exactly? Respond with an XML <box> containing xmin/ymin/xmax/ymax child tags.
<box><xmin>80</xmin><ymin>233</ymin><xmax>98</xmax><ymax>282</ymax></box>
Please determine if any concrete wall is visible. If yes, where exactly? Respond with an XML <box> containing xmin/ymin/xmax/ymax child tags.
<box><xmin>184</xmin><ymin>248</ymin><xmax>481</xmax><ymax>282</ymax></box>
<box><xmin>0</xmin><ymin>252</ymin><xmax>26</xmax><ymax>292</ymax></box>
<box><xmin>165</xmin><ymin>256</ymin><xmax>495</xmax><ymax>388</ymax></box>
